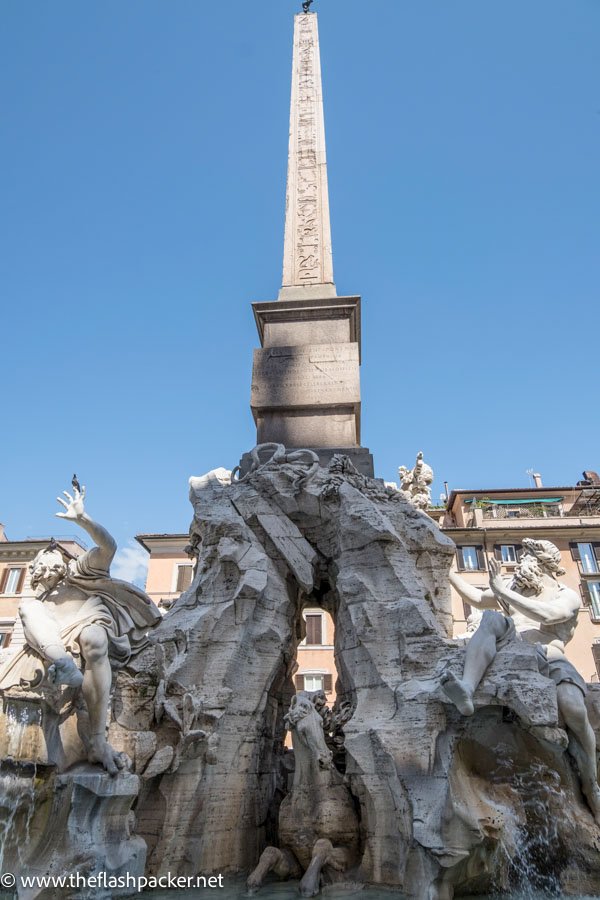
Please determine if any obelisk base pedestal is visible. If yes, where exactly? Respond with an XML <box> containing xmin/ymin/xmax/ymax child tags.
<box><xmin>239</xmin><ymin>446</ymin><xmax>374</xmax><ymax>479</ymax></box>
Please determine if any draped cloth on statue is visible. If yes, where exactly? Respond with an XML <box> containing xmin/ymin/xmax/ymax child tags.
<box><xmin>0</xmin><ymin>551</ymin><xmax>160</xmax><ymax>691</ymax></box>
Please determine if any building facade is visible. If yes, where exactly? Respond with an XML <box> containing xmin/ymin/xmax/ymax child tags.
<box><xmin>0</xmin><ymin>526</ymin><xmax>86</xmax><ymax>651</ymax></box>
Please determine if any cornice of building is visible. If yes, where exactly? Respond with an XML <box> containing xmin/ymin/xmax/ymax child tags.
<box><xmin>0</xmin><ymin>537</ymin><xmax>86</xmax><ymax>562</ymax></box>
<box><xmin>135</xmin><ymin>533</ymin><xmax>189</xmax><ymax>554</ymax></box>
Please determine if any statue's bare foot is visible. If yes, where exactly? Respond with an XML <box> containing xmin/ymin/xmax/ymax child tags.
<box><xmin>441</xmin><ymin>671</ymin><xmax>475</xmax><ymax>716</ymax></box>
<box><xmin>47</xmin><ymin>656</ymin><xmax>83</xmax><ymax>689</ymax></box>
<box><xmin>88</xmin><ymin>737</ymin><xmax>129</xmax><ymax>776</ymax></box>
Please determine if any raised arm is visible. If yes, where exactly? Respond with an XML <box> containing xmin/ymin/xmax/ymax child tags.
<box><xmin>488</xmin><ymin>558</ymin><xmax>579</xmax><ymax>625</ymax></box>
<box><xmin>56</xmin><ymin>486</ymin><xmax>117</xmax><ymax>572</ymax></box>
<box><xmin>449</xmin><ymin>570</ymin><xmax>498</xmax><ymax>610</ymax></box>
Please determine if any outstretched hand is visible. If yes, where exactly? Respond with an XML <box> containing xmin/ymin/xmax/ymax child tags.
<box><xmin>488</xmin><ymin>557</ymin><xmax>510</xmax><ymax>612</ymax></box>
<box><xmin>488</xmin><ymin>557</ymin><xmax>504</xmax><ymax>589</ymax></box>
<box><xmin>56</xmin><ymin>485</ymin><xmax>86</xmax><ymax>520</ymax></box>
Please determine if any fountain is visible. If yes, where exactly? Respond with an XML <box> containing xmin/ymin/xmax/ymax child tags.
<box><xmin>2</xmin><ymin>458</ymin><xmax>600</xmax><ymax>898</ymax></box>
<box><xmin>2</xmin><ymin>5</ymin><xmax>600</xmax><ymax>899</ymax></box>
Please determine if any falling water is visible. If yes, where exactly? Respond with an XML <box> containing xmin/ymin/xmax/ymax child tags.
<box><xmin>0</xmin><ymin>703</ymin><xmax>40</xmax><ymax>874</ymax></box>
<box><xmin>491</xmin><ymin>746</ymin><xmax>566</xmax><ymax>897</ymax></box>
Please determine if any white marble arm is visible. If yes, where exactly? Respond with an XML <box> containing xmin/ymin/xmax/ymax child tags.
<box><xmin>449</xmin><ymin>570</ymin><xmax>498</xmax><ymax>610</ymax></box>
<box><xmin>488</xmin><ymin>558</ymin><xmax>578</xmax><ymax>626</ymax></box>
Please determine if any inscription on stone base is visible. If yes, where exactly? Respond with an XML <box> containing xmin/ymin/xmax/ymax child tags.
<box><xmin>251</xmin><ymin>343</ymin><xmax>360</xmax><ymax>410</ymax></box>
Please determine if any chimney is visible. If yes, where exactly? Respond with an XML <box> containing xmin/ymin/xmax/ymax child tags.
<box><xmin>533</xmin><ymin>473</ymin><xmax>543</xmax><ymax>488</ymax></box>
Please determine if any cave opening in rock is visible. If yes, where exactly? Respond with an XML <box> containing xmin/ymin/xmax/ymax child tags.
<box><xmin>285</xmin><ymin>576</ymin><xmax>352</xmax><ymax>769</ymax></box>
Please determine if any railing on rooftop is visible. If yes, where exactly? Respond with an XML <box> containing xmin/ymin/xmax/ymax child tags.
<box><xmin>480</xmin><ymin>505</ymin><xmax>564</xmax><ymax>521</ymax></box>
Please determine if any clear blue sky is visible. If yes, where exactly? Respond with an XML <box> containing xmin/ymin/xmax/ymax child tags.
<box><xmin>2</xmin><ymin>0</ymin><xmax>599</xmax><ymax>569</ymax></box>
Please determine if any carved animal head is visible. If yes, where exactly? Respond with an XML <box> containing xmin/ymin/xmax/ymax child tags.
<box><xmin>285</xmin><ymin>694</ymin><xmax>332</xmax><ymax>770</ymax></box>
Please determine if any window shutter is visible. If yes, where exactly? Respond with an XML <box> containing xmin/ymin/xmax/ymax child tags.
<box><xmin>570</xmin><ymin>543</ymin><xmax>581</xmax><ymax>562</ymax></box>
<box><xmin>456</xmin><ymin>549</ymin><xmax>465</xmax><ymax>572</ymax></box>
<box><xmin>305</xmin><ymin>614</ymin><xmax>322</xmax><ymax>645</ymax></box>
<box><xmin>476</xmin><ymin>547</ymin><xmax>486</xmax><ymax>570</ymax></box>
<box><xmin>323</xmin><ymin>673</ymin><xmax>333</xmax><ymax>693</ymax></box>
<box><xmin>593</xmin><ymin>643</ymin><xmax>600</xmax><ymax>680</ymax></box>
<box><xmin>16</xmin><ymin>569</ymin><xmax>26</xmax><ymax>594</ymax></box>
<box><xmin>295</xmin><ymin>675</ymin><xmax>305</xmax><ymax>690</ymax></box>
<box><xmin>0</xmin><ymin>569</ymin><xmax>8</xmax><ymax>593</ymax></box>
<box><xmin>176</xmin><ymin>566</ymin><xmax>193</xmax><ymax>592</ymax></box>
<box><xmin>515</xmin><ymin>544</ymin><xmax>523</xmax><ymax>560</ymax></box>
<box><xmin>580</xmin><ymin>581</ymin><xmax>591</xmax><ymax>603</ymax></box>
<box><xmin>493</xmin><ymin>546</ymin><xmax>502</xmax><ymax>561</ymax></box>
<box><xmin>593</xmin><ymin>544</ymin><xmax>600</xmax><ymax>564</ymax></box>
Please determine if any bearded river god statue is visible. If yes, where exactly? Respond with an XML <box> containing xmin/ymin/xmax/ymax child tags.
<box><xmin>0</xmin><ymin>486</ymin><xmax>161</xmax><ymax>774</ymax></box>
<box><xmin>442</xmin><ymin>537</ymin><xmax>600</xmax><ymax>823</ymax></box>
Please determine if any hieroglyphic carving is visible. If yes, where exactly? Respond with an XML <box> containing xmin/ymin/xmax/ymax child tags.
<box><xmin>296</xmin><ymin>17</ymin><xmax>319</xmax><ymax>284</ymax></box>
<box><xmin>281</xmin><ymin>13</ymin><xmax>334</xmax><ymax>290</ymax></box>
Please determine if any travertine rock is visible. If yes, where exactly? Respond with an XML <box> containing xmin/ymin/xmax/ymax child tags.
<box><xmin>106</xmin><ymin>452</ymin><xmax>600</xmax><ymax>897</ymax></box>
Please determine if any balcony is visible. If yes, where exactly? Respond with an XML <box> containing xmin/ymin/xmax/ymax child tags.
<box><xmin>480</xmin><ymin>504</ymin><xmax>564</xmax><ymax>521</ymax></box>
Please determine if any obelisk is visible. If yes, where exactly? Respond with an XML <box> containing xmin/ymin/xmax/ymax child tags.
<box><xmin>246</xmin><ymin>3</ymin><xmax>374</xmax><ymax>477</ymax></box>
<box><xmin>280</xmin><ymin>8</ymin><xmax>335</xmax><ymax>299</ymax></box>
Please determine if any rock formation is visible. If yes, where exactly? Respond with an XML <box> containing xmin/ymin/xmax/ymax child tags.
<box><xmin>3</xmin><ymin>451</ymin><xmax>600</xmax><ymax>897</ymax></box>
<box><xmin>107</xmin><ymin>446</ymin><xmax>600</xmax><ymax>898</ymax></box>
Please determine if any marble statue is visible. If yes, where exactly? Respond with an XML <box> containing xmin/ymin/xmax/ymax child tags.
<box><xmin>398</xmin><ymin>450</ymin><xmax>434</xmax><ymax>510</ymax></box>
<box><xmin>442</xmin><ymin>537</ymin><xmax>600</xmax><ymax>823</ymax></box>
<box><xmin>247</xmin><ymin>692</ymin><xmax>359</xmax><ymax>897</ymax></box>
<box><xmin>0</xmin><ymin>485</ymin><xmax>160</xmax><ymax>774</ymax></box>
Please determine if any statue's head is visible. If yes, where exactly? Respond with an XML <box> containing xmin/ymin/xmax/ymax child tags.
<box><xmin>521</xmin><ymin>539</ymin><xmax>566</xmax><ymax>577</ymax></box>
<box><xmin>30</xmin><ymin>544</ymin><xmax>68</xmax><ymax>594</ymax></box>
<box><xmin>512</xmin><ymin>553</ymin><xmax>545</xmax><ymax>595</ymax></box>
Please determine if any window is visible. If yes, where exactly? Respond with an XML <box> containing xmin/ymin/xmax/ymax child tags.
<box><xmin>175</xmin><ymin>565</ymin><xmax>193</xmax><ymax>592</ymax></box>
<box><xmin>593</xmin><ymin>641</ymin><xmax>600</xmax><ymax>680</ymax></box>
<box><xmin>303</xmin><ymin>674</ymin><xmax>324</xmax><ymax>692</ymax></box>
<box><xmin>305</xmin><ymin>613</ymin><xmax>323</xmax><ymax>645</ymax></box>
<box><xmin>0</xmin><ymin>631</ymin><xmax>11</xmax><ymax>649</ymax></box>
<box><xmin>295</xmin><ymin>673</ymin><xmax>333</xmax><ymax>693</ymax></box>
<box><xmin>457</xmin><ymin>547</ymin><xmax>485</xmax><ymax>571</ymax></box>
<box><xmin>588</xmin><ymin>581</ymin><xmax>600</xmax><ymax>621</ymax></box>
<box><xmin>1</xmin><ymin>568</ymin><xmax>24</xmax><ymax>595</ymax></box>
<box><xmin>500</xmin><ymin>545</ymin><xmax>518</xmax><ymax>564</ymax></box>
<box><xmin>579</xmin><ymin>544</ymin><xmax>599</xmax><ymax>575</ymax></box>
